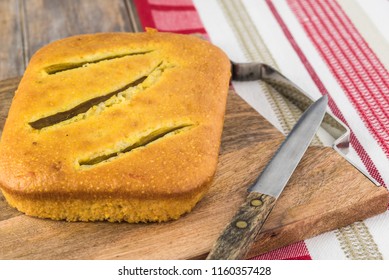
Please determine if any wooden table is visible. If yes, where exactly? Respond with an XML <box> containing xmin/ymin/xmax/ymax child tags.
<box><xmin>0</xmin><ymin>0</ymin><xmax>142</xmax><ymax>80</ymax></box>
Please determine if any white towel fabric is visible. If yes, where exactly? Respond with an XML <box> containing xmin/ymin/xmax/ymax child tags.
<box><xmin>136</xmin><ymin>0</ymin><xmax>389</xmax><ymax>259</ymax></box>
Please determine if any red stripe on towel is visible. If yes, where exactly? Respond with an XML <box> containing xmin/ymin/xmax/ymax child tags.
<box><xmin>288</xmin><ymin>0</ymin><xmax>389</xmax><ymax>157</ymax></box>
<box><xmin>266</xmin><ymin>0</ymin><xmax>385</xmax><ymax>186</ymax></box>
<box><xmin>251</xmin><ymin>241</ymin><xmax>312</xmax><ymax>260</ymax></box>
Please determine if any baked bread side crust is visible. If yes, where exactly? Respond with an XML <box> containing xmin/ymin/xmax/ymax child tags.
<box><xmin>0</xmin><ymin>32</ymin><xmax>231</xmax><ymax>222</ymax></box>
<box><xmin>1</xmin><ymin>185</ymin><xmax>208</xmax><ymax>222</ymax></box>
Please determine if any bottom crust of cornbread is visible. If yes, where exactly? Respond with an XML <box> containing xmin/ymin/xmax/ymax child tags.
<box><xmin>1</xmin><ymin>189</ymin><xmax>206</xmax><ymax>223</ymax></box>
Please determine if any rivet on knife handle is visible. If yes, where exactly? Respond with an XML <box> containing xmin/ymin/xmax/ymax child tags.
<box><xmin>206</xmin><ymin>192</ymin><xmax>276</xmax><ymax>260</ymax></box>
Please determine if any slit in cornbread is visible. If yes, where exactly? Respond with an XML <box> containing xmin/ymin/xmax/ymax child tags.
<box><xmin>29</xmin><ymin>61</ymin><xmax>170</xmax><ymax>130</ymax></box>
<box><xmin>78</xmin><ymin>123</ymin><xmax>193</xmax><ymax>167</ymax></box>
<box><xmin>45</xmin><ymin>50</ymin><xmax>154</xmax><ymax>75</ymax></box>
<box><xmin>0</xmin><ymin>31</ymin><xmax>231</xmax><ymax>223</ymax></box>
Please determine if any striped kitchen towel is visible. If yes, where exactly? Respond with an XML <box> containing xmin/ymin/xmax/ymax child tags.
<box><xmin>134</xmin><ymin>0</ymin><xmax>389</xmax><ymax>260</ymax></box>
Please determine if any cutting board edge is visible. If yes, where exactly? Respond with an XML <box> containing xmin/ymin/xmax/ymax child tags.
<box><xmin>0</xmin><ymin>76</ymin><xmax>387</xmax><ymax>260</ymax></box>
<box><xmin>245</xmin><ymin>185</ymin><xmax>388</xmax><ymax>259</ymax></box>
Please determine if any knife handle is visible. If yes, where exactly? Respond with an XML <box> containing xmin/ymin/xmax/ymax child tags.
<box><xmin>206</xmin><ymin>192</ymin><xmax>276</xmax><ymax>260</ymax></box>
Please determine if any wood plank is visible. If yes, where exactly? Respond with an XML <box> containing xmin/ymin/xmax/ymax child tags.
<box><xmin>124</xmin><ymin>0</ymin><xmax>143</xmax><ymax>32</ymax></box>
<box><xmin>0</xmin><ymin>0</ymin><xmax>25</xmax><ymax>79</ymax></box>
<box><xmin>22</xmin><ymin>0</ymin><xmax>133</xmax><ymax>60</ymax></box>
<box><xmin>0</xmin><ymin>77</ymin><xmax>387</xmax><ymax>259</ymax></box>
<box><xmin>0</xmin><ymin>77</ymin><xmax>20</xmax><ymax>139</ymax></box>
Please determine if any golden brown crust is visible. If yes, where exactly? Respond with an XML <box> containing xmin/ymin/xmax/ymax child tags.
<box><xmin>0</xmin><ymin>31</ymin><xmax>230</xmax><ymax>222</ymax></box>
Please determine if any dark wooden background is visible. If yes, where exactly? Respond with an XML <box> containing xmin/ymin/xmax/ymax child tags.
<box><xmin>0</xmin><ymin>0</ymin><xmax>142</xmax><ymax>80</ymax></box>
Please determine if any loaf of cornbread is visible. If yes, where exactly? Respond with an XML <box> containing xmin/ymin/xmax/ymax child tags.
<box><xmin>0</xmin><ymin>31</ymin><xmax>231</xmax><ymax>222</ymax></box>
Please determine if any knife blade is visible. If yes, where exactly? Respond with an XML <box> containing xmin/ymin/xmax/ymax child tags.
<box><xmin>206</xmin><ymin>95</ymin><xmax>328</xmax><ymax>260</ymax></box>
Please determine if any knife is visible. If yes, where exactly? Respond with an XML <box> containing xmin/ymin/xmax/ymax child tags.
<box><xmin>206</xmin><ymin>95</ymin><xmax>328</xmax><ymax>260</ymax></box>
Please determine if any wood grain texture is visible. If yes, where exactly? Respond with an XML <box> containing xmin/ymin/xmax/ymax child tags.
<box><xmin>0</xmin><ymin>77</ymin><xmax>20</xmax><ymax>139</ymax></box>
<box><xmin>0</xmin><ymin>77</ymin><xmax>387</xmax><ymax>259</ymax></box>
<box><xmin>0</xmin><ymin>0</ymin><xmax>25</xmax><ymax>79</ymax></box>
<box><xmin>22</xmin><ymin>0</ymin><xmax>133</xmax><ymax>62</ymax></box>
<box><xmin>124</xmin><ymin>0</ymin><xmax>143</xmax><ymax>32</ymax></box>
<box><xmin>207</xmin><ymin>193</ymin><xmax>277</xmax><ymax>260</ymax></box>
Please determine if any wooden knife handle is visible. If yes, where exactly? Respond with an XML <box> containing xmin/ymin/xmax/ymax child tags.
<box><xmin>206</xmin><ymin>192</ymin><xmax>277</xmax><ymax>260</ymax></box>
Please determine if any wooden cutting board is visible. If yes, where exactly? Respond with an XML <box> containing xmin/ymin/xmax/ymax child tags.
<box><xmin>0</xmin><ymin>77</ymin><xmax>387</xmax><ymax>259</ymax></box>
